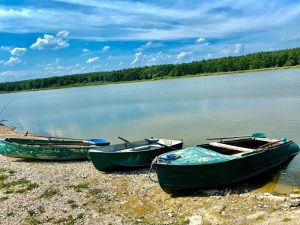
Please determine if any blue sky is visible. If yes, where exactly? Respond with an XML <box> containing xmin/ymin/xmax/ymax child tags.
<box><xmin>1</xmin><ymin>0</ymin><xmax>300</xmax><ymax>82</ymax></box>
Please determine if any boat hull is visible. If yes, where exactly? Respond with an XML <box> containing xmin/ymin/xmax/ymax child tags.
<box><xmin>0</xmin><ymin>140</ymin><xmax>90</xmax><ymax>160</ymax></box>
<box><xmin>89</xmin><ymin>142</ymin><xmax>183</xmax><ymax>171</ymax></box>
<box><xmin>156</xmin><ymin>141</ymin><xmax>299</xmax><ymax>192</ymax></box>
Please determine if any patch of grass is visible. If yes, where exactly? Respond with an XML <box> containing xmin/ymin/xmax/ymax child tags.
<box><xmin>98</xmin><ymin>207</ymin><xmax>108</xmax><ymax>215</ymax></box>
<box><xmin>0</xmin><ymin>174</ymin><xmax>8</xmax><ymax>181</ymax></box>
<box><xmin>292</xmin><ymin>188</ymin><xmax>300</xmax><ymax>194</ymax></box>
<box><xmin>1</xmin><ymin>177</ymin><xmax>39</xmax><ymax>194</ymax></box>
<box><xmin>0</xmin><ymin>196</ymin><xmax>8</xmax><ymax>202</ymax></box>
<box><xmin>53</xmin><ymin>215</ymin><xmax>76</xmax><ymax>225</ymax></box>
<box><xmin>67</xmin><ymin>200</ymin><xmax>78</xmax><ymax>209</ymax></box>
<box><xmin>282</xmin><ymin>217</ymin><xmax>291</xmax><ymax>222</ymax></box>
<box><xmin>37</xmin><ymin>206</ymin><xmax>45</xmax><ymax>214</ymax></box>
<box><xmin>268</xmin><ymin>205</ymin><xmax>277</xmax><ymax>213</ymax></box>
<box><xmin>0</xmin><ymin>168</ymin><xmax>7</xmax><ymax>173</ymax></box>
<box><xmin>256</xmin><ymin>215</ymin><xmax>265</xmax><ymax>221</ymax></box>
<box><xmin>76</xmin><ymin>213</ymin><xmax>84</xmax><ymax>220</ymax></box>
<box><xmin>24</xmin><ymin>215</ymin><xmax>41</xmax><ymax>225</ymax></box>
<box><xmin>39</xmin><ymin>187</ymin><xmax>60</xmax><ymax>199</ymax></box>
<box><xmin>68</xmin><ymin>183</ymin><xmax>89</xmax><ymax>192</ymax></box>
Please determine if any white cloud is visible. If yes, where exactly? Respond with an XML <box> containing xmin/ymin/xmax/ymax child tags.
<box><xmin>30</xmin><ymin>31</ymin><xmax>70</xmax><ymax>50</ymax></box>
<box><xmin>10</xmin><ymin>47</ymin><xmax>27</xmax><ymax>56</ymax></box>
<box><xmin>102</xmin><ymin>46</ymin><xmax>110</xmax><ymax>51</ymax></box>
<box><xmin>57</xmin><ymin>30</ymin><xmax>69</xmax><ymax>38</ymax></box>
<box><xmin>176</xmin><ymin>51</ymin><xmax>192</xmax><ymax>60</ymax></box>
<box><xmin>196</xmin><ymin>37</ymin><xmax>206</xmax><ymax>43</ymax></box>
<box><xmin>234</xmin><ymin>43</ymin><xmax>244</xmax><ymax>54</ymax></box>
<box><xmin>82</xmin><ymin>48</ymin><xmax>90</xmax><ymax>53</ymax></box>
<box><xmin>131</xmin><ymin>51</ymin><xmax>142</xmax><ymax>64</ymax></box>
<box><xmin>3</xmin><ymin>57</ymin><xmax>21</xmax><ymax>66</ymax></box>
<box><xmin>86</xmin><ymin>57</ymin><xmax>99</xmax><ymax>63</ymax></box>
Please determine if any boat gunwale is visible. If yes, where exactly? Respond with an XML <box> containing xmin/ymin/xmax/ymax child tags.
<box><xmin>155</xmin><ymin>140</ymin><xmax>295</xmax><ymax>166</ymax></box>
<box><xmin>0</xmin><ymin>139</ymin><xmax>95</xmax><ymax>150</ymax></box>
<box><xmin>89</xmin><ymin>139</ymin><xmax>183</xmax><ymax>154</ymax></box>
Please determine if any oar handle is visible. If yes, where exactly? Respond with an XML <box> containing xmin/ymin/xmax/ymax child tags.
<box><xmin>145</xmin><ymin>139</ymin><xmax>177</xmax><ymax>150</ymax></box>
<box><xmin>118</xmin><ymin>136</ymin><xmax>130</xmax><ymax>143</ymax></box>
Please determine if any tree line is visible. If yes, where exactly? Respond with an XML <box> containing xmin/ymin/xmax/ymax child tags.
<box><xmin>1</xmin><ymin>47</ymin><xmax>300</xmax><ymax>92</ymax></box>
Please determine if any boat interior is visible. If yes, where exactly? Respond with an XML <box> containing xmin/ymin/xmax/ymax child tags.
<box><xmin>199</xmin><ymin>137</ymin><xmax>284</xmax><ymax>156</ymax></box>
<box><xmin>93</xmin><ymin>139</ymin><xmax>182</xmax><ymax>152</ymax></box>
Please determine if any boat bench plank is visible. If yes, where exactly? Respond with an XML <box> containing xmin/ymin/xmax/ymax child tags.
<box><xmin>209</xmin><ymin>142</ymin><xmax>255</xmax><ymax>153</ymax></box>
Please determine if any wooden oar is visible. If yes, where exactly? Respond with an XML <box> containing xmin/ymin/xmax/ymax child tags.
<box><xmin>26</xmin><ymin>133</ymin><xmax>107</xmax><ymax>145</ymax></box>
<box><xmin>207</xmin><ymin>133</ymin><xmax>266</xmax><ymax>141</ymax></box>
<box><xmin>145</xmin><ymin>138</ymin><xmax>177</xmax><ymax>151</ymax></box>
<box><xmin>118</xmin><ymin>136</ymin><xmax>130</xmax><ymax>143</ymax></box>
<box><xmin>207</xmin><ymin>135</ymin><xmax>250</xmax><ymax>141</ymax></box>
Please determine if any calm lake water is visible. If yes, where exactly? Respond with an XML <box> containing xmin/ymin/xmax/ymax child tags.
<box><xmin>1</xmin><ymin>69</ymin><xmax>300</xmax><ymax>193</ymax></box>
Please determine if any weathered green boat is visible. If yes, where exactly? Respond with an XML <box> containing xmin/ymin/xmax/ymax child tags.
<box><xmin>0</xmin><ymin>137</ymin><xmax>109</xmax><ymax>160</ymax></box>
<box><xmin>89</xmin><ymin>138</ymin><xmax>183</xmax><ymax>171</ymax></box>
<box><xmin>152</xmin><ymin>133</ymin><xmax>300</xmax><ymax>192</ymax></box>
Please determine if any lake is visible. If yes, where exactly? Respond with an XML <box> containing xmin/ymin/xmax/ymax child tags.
<box><xmin>1</xmin><ymin>68</ymin><xmax>300</xmax><ymax>193</ymax></box>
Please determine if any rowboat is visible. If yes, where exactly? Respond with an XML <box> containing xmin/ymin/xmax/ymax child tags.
<box><xmin>89</xmin><ymin>138</ymin><xmax>183</xmax><ymax>171</ymax></box>
<box><xmin>152</xmin><ymin>133</ymin><xmax>299</xmax><ymax>193</ymax></box>
<box><xmin>0</xmin><ymin>137</ymin><xmax>109</xmax><ymax>160</ymax></box>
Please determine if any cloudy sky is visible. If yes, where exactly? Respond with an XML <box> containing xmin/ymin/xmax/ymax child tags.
<box><xmin>1</xmin><ymin>0</ymin><xmax>300</xmax><ymax>82</ymax></box>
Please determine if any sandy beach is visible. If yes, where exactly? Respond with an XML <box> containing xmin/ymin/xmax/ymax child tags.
<box><xmin>1</xmin><ymin>125</ymin><xmax>300</xmax><ymax>225</ymax></box>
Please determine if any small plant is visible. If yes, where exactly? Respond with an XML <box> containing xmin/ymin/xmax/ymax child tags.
<box><xmin>0</xmin><ymin>196</ymin><xmax>8</xmax><ymax>202</ymax></box>
<box><xmin>268</xmin><ymin>205</ymin><xmax>277</xmax><ymax>213</ymax></box>
<box><xmin>37</xmin><ymin>206</ymin><xmax>45</xmax><ymax>214</ymax></box>
<box><xmin>53</xmin><ymin>215</ymin><xmax>76</xmax><ymax>225</ymax></box>
<box><xmin>24</xmin><ymin>215</ymin><xmax>41</xmax><ymax>225</ymax></box>
<box><xmin>98</xmin><ymin>207</ymin><xmax>107</xmax><ymax>215</ymax></box>
<box><xmin>282</xmin><ymin>217</ymin><xmax>291</xmax><ymax>222</ymax></box>
<box><xmin>76</xmin><ymin>213</ymin><xmax>84</xmax><ymax>219</ymax></box>
<box><xmin>39</xmin><ymin>187</ymin><xmax>60</xmax><ymax>199</ymax></box>
<box><xmin>256</xmin><ymin>215</ymin><xmax>264</xmax><ymax>221</ymax></box>
<box><xmin>68</xmin><ymin>183</ymin><xmax>89</xmax><ymax>192</ymax></box>
<box><xmin>67</xmin><ymin>200</ymin><xmax>78</xmax><ymax>209</ymax></box>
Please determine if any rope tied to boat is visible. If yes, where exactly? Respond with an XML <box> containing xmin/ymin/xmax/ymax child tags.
<box><xmin>148</xmin><ymin>156</ymin><xmax>159</xmax><ymax>183</ymax></box>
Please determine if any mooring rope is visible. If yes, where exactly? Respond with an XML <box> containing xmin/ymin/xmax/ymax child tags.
<box><xmin>148</xmin><ymin>156</ymin><xmax>159</xmax><ymax>183</ymax></box>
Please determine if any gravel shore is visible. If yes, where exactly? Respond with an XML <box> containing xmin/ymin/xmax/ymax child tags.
<box><xmin>1</xmin><ymin>125</ymin><xmax>300</xmax><ymax>225</ymax></box>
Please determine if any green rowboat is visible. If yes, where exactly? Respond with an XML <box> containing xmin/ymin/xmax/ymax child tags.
<box><xmin>89</xmin><ymin>138</ymin><xmax>183</xmax><ymax>171</ymax></box>
<box><xmin>0</xmin><ymin>137</ymin><xmax>109</xmax><ymax>160</ymax></box>
<box><xmin>153</xmin><ymin>133</ymin><xmax>299</xmax><ymax>192</ymax></box>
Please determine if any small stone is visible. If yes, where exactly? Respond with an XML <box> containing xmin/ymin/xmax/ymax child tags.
<box><xmin>188</xmin><ymin>215</ymin><xmax>204</xmax><ymax>225</ymax></box>
<box><xmin>212</xmin><ymin>204</ymin><xmax>226</xmax><ymax>214</ymax></box>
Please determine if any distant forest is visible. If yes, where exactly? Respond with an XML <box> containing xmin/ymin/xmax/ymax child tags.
<box><xmin>1</xmin><ymin>47</ymin><xmax>300</xmax><ymax>93</ymax></box>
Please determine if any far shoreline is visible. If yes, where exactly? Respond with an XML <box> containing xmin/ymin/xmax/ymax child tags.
<box><xmin>1</xmin><ymin>65</ymin><xmax>300</xmax><ymax>95</ymax></box>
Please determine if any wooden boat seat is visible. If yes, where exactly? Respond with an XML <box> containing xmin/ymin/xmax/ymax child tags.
<box><xmin>209</xmin><ymin>142</ymin><xmax>255</xmax><ymax>153</ymax></box>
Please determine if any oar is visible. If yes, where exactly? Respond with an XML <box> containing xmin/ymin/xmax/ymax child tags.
<box><xmin>118</xmin><ymin>136</ymin><xmax>130</xmax><ymax>143</ymax></box>
<box><xmin>25</xmin><ymin>133</ymin><xmax>108</xmax><ymax>145</ymax></box>
<box><xmin>145</xmin><ymin>138</ymin><xmax>178</xmax><ymax>151</ymax></box>
<box><xmin>207</xmin><ymin>132</ymin><xmax>266</xmax><ymax>141</ymax></box>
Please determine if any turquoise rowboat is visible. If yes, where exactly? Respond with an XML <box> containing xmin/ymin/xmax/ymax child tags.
<box><xmin>0</xmin><ymin>137</ymin><xmax>109</xmax><ymax>160</ymax></box>
<box><xmin>89</xmin><ymin>138</ymin><xmax>183</xmax><ymax>171</ymax></box>
<box><xmin>152</xmin><ymin>133</ymin><xmax>300</xmax><ymax>193</ymax></box>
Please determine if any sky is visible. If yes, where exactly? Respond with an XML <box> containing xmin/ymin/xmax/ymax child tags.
<box><xmin>0</xmin><ymin>0</ymin><xmax>300</xmax><ymax>82</ymax></box>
